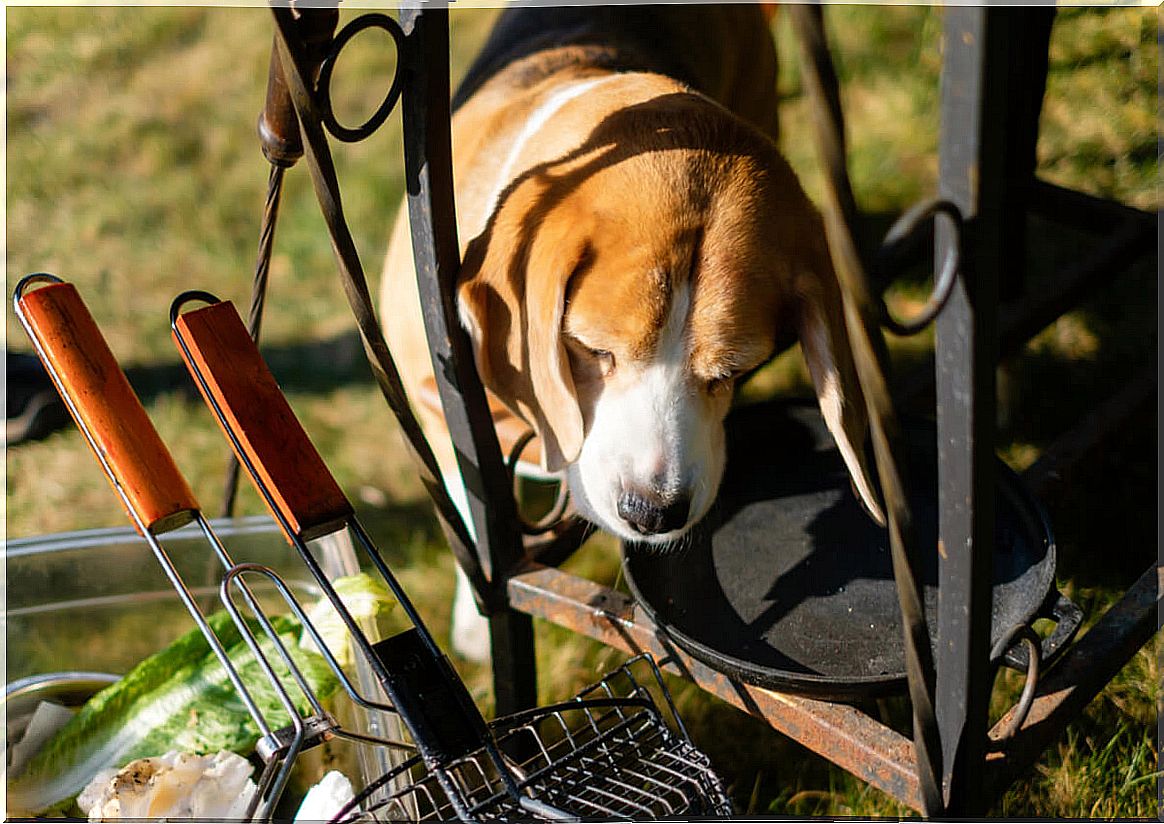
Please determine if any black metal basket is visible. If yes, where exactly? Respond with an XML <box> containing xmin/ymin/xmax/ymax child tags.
<box><xmin>336</xmin><ymin>656</ymin><xmax>732</xmax><ymax>822</ymax></box>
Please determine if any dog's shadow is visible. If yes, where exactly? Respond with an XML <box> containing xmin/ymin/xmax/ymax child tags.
<box><xmin>6</xmin><ymin>331</ymin><xmax>373</xmax><ymax>445</ymax></box>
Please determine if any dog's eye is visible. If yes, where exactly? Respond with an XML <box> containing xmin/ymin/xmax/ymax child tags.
<box><xmin>590</xmin><ymin>348</ymin><xmax>616</xmax><ymax>376</ymax></box>
<box><xmin>564</xmin><ymin>333</ymin><xmax>616</xmax><ymax>377</ymax></box>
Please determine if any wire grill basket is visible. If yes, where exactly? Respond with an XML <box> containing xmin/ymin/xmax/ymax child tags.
<box><xmin>337</xmin><ymin>656</ymin><xmax>732</xmax><ymax>822</ymax></box>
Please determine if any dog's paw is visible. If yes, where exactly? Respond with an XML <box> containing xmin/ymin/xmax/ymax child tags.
<box><xmin>450</xmin><ymin>567</ymin><xmax>492</xmax><ymax>663</ymax></box>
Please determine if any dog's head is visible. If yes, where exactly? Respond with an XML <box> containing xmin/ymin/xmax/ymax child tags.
<box><xmin>458</xmin><ymin>87</ymin><xmax>883</xmax><ymax>546</ymax></box>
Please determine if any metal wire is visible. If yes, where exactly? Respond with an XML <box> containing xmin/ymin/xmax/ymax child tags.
<box><xmin>220</xmin><ymin>162</ymin><xmax>286</xmax><ymax>519</ymax></box>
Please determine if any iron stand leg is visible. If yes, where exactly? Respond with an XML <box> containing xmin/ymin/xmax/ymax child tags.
<box><xmin>399</xmin><ymin>7</ymin><xmax>539</xmax><ymax>716</ymax></box>
<box><xmin>934</xmin><ymin>8</ymin><xmax>1009</xmax><ymax>814</ymax></box>
<box><xmin>936</xmin><ymin>11</ymin><xmax>1067</xmax><ymax>810</ymax></box>
<box><xmin>489</xmin><ymin>611</ymin><xmax>539</xmax><ymax>716</ymax></box>
<box><xmin>998</xmin><ymin>9</ymin><xmax>1056</xmax><ymax>303</ymax></box>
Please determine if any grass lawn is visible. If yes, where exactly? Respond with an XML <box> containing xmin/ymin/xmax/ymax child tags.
<box><xmin>6</xmin><ymin>6</ymin><xmax>1158</xmax><ymax>818</ymax></box>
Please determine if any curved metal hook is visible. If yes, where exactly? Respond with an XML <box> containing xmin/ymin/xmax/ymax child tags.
<box><xmin>989</xmin><ymin>623</ymin><xmax>1041</xmax><ymax>743</ymax></box>
<box><xmin>507</xmin><ymin>429</ymin><xmax>572</xmax><ymax>536</ymax></box>
<box><xmin>317</xmin><ymin>13</ymin><xmax>406</xmax><ymax>144</ymax></box>
<box><xmin>876</xmin><ymin>198</ymin><xmax>965</xmax><ymax>336</ymax></box>
<box><xmin>169</xmin><ymin>289</ymin><xmax>223</xmax><ymax>329</ymax></box>
<box><xmin>13</xmin><ymin>272</ymin><xmax>64</xmax><ymax>304</ymax></box>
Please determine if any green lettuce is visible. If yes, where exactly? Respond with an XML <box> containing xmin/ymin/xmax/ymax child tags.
<box><xmin>7</xmin><ymin>610</ymin><xmax>339</xmax><ymax>816</ymax></box>
<box><xmin>301</xmin><ymin>572</ymin><xmax>398</xmax><ymax>668</ymax></box>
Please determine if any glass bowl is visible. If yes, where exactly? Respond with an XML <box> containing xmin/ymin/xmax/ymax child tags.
<box><xmin>7</xmin><ymin>515</ymin><xmax>320</xmax><ymax>682</ymax></box>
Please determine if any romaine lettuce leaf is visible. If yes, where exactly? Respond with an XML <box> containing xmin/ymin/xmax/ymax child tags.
<box><xmin>7</xmin><ymin>610</ymin><xmax>338</xmax><ymax>816</ymax></box>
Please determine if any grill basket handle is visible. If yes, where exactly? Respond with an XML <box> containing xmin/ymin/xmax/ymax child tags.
<box><xmin>14</xmin><ymin>276</ymin><xmax>200</xmax><ymax>535</ymax></box>
<box><xmin>171</xmin><ymin>293</ymin><xmax>354</xmax><ymax>542</ymax></box>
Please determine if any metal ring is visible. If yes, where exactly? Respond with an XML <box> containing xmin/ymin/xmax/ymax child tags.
<box><xmin>990</xmin><ymin>624</ymin><xmax>1041</xmax><ymax>743</ymax></box>
<box><xmin>13</xmin><ymin>273</ymin><xmax>68</xmax><ymax>326</ymax></box>
<box><xmin>317</xmin><ymin>13</ymin><xmax>405</xmax><ymax>144</ymax></box>
<box><xmin>13</xmin><ymin>272</ymin><xmax>64</xmax><ymax>303</ymax></box>
<box><xmin>505</xmin><ymin>429</ymin><xmax>537</xmax><ymax>477</ymax></box>
<box><xmin>507</xmin><ymin>429</ymin><xmax>572</xmax><ymax>535</ymax></box>
<box><xmin>169</xmin><ymin>290</ymin><xmax>222</xmax><ymax>328</ymax></box>
<box><xmin>876</xmin><ymin>198</ymin><xmax>964</xmax><ymax>336</ymax></box>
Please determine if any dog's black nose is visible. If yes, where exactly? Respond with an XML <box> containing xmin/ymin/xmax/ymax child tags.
<box><xmin>617</xmin><ymin>489</ymin><xmax>691</xmax><ymax>536</ymax></box>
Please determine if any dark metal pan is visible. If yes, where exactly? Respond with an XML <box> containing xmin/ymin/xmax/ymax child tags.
<box><xmin>623</xmin><ymin>399</ymin><xmax>1082</xmax><ymax>702</ymax></box>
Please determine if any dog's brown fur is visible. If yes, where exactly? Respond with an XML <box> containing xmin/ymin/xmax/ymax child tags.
<box><xmin>381</xmin><ymin>6</ymin><xmax>881</xmax><ymax>535</ymax></box>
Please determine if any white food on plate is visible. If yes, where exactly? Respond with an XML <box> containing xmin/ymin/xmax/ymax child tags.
<box><xmin>77</xmin><ymin>750</ymin><xmax>256</xmax><ymax>821</ymax></box>
<box><xmin>294</xmin><ymin>770</ymin><xmax>355</xmax><ymax>823</ymax></box>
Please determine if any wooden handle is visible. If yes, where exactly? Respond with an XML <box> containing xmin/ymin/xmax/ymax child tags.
<box><xmin>173</xmin><ymin>299</ymin><xmax>353</xmax><ymax>542</ymax></box>
<box><xmin>16</xmin><ymin>282</ymin><xmax>199</xmax><ymax>535</ymax></box>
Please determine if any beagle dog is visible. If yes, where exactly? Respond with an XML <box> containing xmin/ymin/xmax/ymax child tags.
<box><xmin>380</xmin><ymin>5</ymin><xmax>882</xmax><ymax>659</ymax></box>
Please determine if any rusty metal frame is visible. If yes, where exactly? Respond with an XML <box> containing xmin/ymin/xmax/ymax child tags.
<box><xmin>264</xmin><ymin>4</ymin><xmax>1159</xmax><ymax>816</ymax></box>
<box><xmin>504</xmin><ymin>559</ymin><xmax>1160</xmax><ymax>816</ymax></box>
<box><xmin>501</xmin><ymin>9</ymin><xmax>1159</xmax><ymax>816</ymax></box>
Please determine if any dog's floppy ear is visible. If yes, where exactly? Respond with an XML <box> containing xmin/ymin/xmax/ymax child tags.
<box><xmin>795</xmin><ymin>227</ymin><xmax>886</xmax><ymax>525</ymax></box>
<box><xmin>457</xmin><ymin>186</ymin><xmax>585</xmax><ymax>473</ymax></box>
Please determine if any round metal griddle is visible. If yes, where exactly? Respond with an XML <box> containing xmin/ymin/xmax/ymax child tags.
<box><xmin>623</xmin><ymin>400</ymin><xmax>1081</xmax><ymax>702</ymax></box>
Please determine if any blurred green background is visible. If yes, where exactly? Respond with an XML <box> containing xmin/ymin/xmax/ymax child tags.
<box><xmin>6</xmin><ymin>5</ymin><xmax>1158</xmax><ymax>817</ymax></box>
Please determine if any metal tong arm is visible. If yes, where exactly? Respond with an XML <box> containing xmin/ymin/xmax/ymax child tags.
<box><xmin>14</xmin><ymin>275</ymin><xmax>199</xmax><ymax>536</ymax></box>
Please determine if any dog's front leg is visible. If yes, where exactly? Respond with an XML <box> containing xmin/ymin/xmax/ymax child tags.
<box><xmin>443</xmin><ymin>470</ymin><xmax>493</xmax><ymax>663</ymax></box>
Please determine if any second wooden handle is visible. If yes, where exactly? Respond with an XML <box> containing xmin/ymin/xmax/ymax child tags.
<box><xmin>174</xmin><ymin>299</ymin><xmax>354</xmax><ymax>542</ymax></box>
